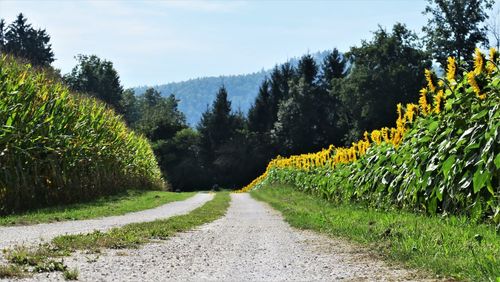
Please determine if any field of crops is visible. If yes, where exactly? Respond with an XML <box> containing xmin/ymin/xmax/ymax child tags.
<box><xmin>241</xmin><ymin>49</ymin><xmax>499</xmax><ymax>225</ymax></box>
<box><xmin>0</xmin><ymin>56</ymin><xmax>165</xmax><ymax>214</ymax></box>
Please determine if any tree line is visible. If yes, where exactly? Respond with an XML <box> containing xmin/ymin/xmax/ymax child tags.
<box><xmin>0</xmin><ymin>0</ymin><xmax>495</xmax><ymax>190</ymax></box>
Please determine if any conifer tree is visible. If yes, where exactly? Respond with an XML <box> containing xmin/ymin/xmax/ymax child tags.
<box><xmin>197</xmin><ymin>86</ymin><xmax>239</xmax><ymax>185</ymax></box>
<box><xmin>0</xmin><ymin>19</ymin><xmax>5</xmax><ymax>52</ymax></box>
<box><xmin>248</xmin><ymin>79</ymin><xmax>272</xmax><ymax>133</ymax></box>
<box><xmin>3</xmin><ymin>13</ymin><xmax>54</xmax><ymax>66</ymax></box>
<box><xmin>320</xmin><ymin>48</ymin><xmax>346</xmax><ymax>88</ymax></box>
<box><xmin>269</xmin><ymin>62</ymin><xmax>295</xmax><ymax>123</ymax></box>
<box><xmin>297</xmin><ymin>54</ymin><xmax>318</xmax><ymax>85</ymax></box>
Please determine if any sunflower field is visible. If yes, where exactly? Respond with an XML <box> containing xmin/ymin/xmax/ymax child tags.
<box><xmin>241</xmin><ymin>49</ymin><xmax>499</xmax><ymax>225</ymax></box>
<box><xmin>0</xmin><ymin>56</ymin><xmax>165</xmax><ymax>214</ymax></box>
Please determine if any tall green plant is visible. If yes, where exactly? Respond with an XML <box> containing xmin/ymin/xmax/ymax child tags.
<box><xmin>0</xmin><ymin>56</ymin><xmax>165</xmax><ymax>214</ymax></box>
<box><xmin>246</xmin><ymin>49</ymin><xmax>499</xmax><ymax>225</ymax></box>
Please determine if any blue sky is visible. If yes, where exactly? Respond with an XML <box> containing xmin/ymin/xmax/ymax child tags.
<box><xmin>0</xmin><ymin>0</ymin><xmax>458</xmax><ymax>87</ymax></box>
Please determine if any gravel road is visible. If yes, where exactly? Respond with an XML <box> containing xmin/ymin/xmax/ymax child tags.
<box><xmin>0</xmin><ymin>193</ymin><xmax>212</xmax><ymax>250</ymax></box>
<box><xmin>24</xmin><ymin>193</ymin><xmax>431</xmax><ymax>281</ymax></box>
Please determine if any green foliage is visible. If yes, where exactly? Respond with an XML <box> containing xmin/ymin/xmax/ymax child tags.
<box><xmin>64</xmin><ymin>54</ymin><xmax>124</xmax><ymax>112</ymax></box>
<box><xmin>0</xmin><ymin>56</ymin><xmax>164</xmax><ymax>214</ymax></box>
<box><xmin>252</xmin><ymin>184</ymin><xmax>500</xmax><ymax>281</ymax></box>
<box><xmin>263</xmin><ymin>62</ymin><xmax>499</xmax><ymax>225</ymax></box>
<box><xmin>51</xmin><ymin>192</ymin><xmax>230</xmax><ymax>251</ymax></box>
<box><xmin>135</xmin><ymin>89</ymin><xmax>186</xmax><ymax>142</ymax></box>
<box><xmin>0</xmin><ymin>190</ymin><xmax>193</xmax><ymax>226</ymax></box>
<box><xmin>0</xmin><ymin>264</ymin><xmax>25</xmax><ymax>279</ymax></box>
<box><xmin>0</xmin><ymin>14</ymin><xmax>54</xmax><ymax>66</ymax></box>
<box><xmin>423</xmin><ymin>0</ymin><xmax>493</xmax><ymax>67</ymax></box>
<box><xmin>1</xmin><ymin>192</ymin><xmax>230</xmax><ymax>279</ymax></box>
<box><xmin>63</xmin><ymin>268</ymin><xmax>79</xmax><ymax>280</ymax></box>
<box><xmin>197</xmin><ymin>86</ymin><xmax>246</xmax><ymax>188</ymax></box>
<box><xmin>247</xmin><ymin>79</ymin><xmax>272</xmax><ymax>134</ymax></box>
<box><xmin>320</xmin><ymin>48</ymin><xmax>346</xmax><ymax>84</ymax></box>
<box><xmin>338</xmin><ymin>23</ymin><xmax>432</xmax><ymax>143</ymax></box>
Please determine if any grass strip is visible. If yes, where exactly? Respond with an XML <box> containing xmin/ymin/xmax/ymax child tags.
<box><xmin>251</xmin><ymin>184</ymin><xmax>500</xmax><ymax>282</ymax></box>
<box><xmin>0</xmin><ymin>190</ymin><xmax>194</xmax><ymax>226</ymax></box>
<box><xmin>51</xmin><ymin>192</ymin><xmax>230</xmax><ymax>250</ymax></box>
<box><xmin>2</xmin><ymin>192</ymin><xmax>230</xmax><ymax>279</ymax></box>
<box><xmin>0</xmin><ymin>264</ymin><xmax>26</xmax><ymax>279</ymax></box>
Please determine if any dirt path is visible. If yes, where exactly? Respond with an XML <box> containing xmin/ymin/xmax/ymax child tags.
<box><xmin>26</xmin><ymin>193</ymin><xmax>430</xmax><ymax>281</ymax></box>
<box><xmin>0</xmin><ymin>193</ymin><xmax>213</xmax><ymax>250</ymax></box>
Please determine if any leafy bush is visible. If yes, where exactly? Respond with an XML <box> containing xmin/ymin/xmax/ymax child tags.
<box><xmin>0</xmin><ymin>56</ymin><xmax>165</xmax><ymax>214</ymax></box>
<box><xmin>242</xmin><ymin>49</ymin><xmax>499</xmax><ymax>226</ymax></box>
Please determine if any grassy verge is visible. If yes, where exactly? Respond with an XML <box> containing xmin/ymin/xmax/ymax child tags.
<box><xmin>0</xmin><ymin>190</ymin><xmax>194</xmax><ymax>226</ymax></box>
<box><xmin>251</xmin><ymin>184</ymin><xmax>500</xmax><ymax>281</ymax></box>
<box><xmin>1</xmin><ymin>192</ymin><xmax>231</xmax><ymax>279</ymax></box>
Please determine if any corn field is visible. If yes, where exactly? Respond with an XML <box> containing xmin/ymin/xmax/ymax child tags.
<box><xmin>0</xmin><ymin>56</ymin><xmax>165</xmax><ymax>214</ymax></box>
<box><xmin>240</xmin><ymin>49</ymin><xmax>500</xmax><ymax>224</ymax></box>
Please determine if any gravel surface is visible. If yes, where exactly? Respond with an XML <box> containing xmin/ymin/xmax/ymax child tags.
<box><xmin>0</xmin><ymin>193</ymin><xmax>212</xmax><ymax>250</ymax></box>
<box><xmin>22</xmin><ymin>193</ymin><xmax>432</xmax><ymax>281</ymax></box>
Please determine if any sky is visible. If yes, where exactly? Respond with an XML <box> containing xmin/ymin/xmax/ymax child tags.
<box><xmin>0</xmin><ymin>0</ymin><xmax>446</xmax><ymax>88</ymax></box>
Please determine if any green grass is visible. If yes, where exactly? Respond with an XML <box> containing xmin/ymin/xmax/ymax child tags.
<box><xmin>51</xmin><ymin>192</ymin><xmax>230</xmax><ymax>251</ymax></box>
<box><xmin>0</xmin><ymin>190</ymin><xmax>194</xmax><ymax>226</ymax></box>
<box><xmin>63</xmin><ymin>268</ymin><xmax>79</xmax><ymax>280</ymax></box>
<box><xmin>2</xmin><ymin>192</ymin><xmax>231</xmax><ymax>279</ymax></box>
<box><xmin>0</xmin><ymin>264</ymin><xmax>25</xmax><ymax>279</ymax></box>
<box><xmin>251</xmin><ymin>184</ymin><xmax>500</xmax><ymax>282</ymax></box>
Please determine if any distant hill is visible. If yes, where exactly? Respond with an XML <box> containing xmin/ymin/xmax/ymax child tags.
<box><xmin>134</xmin><ymin>50</ymin><xmax>331</xmax><ymax>125</ymax></box>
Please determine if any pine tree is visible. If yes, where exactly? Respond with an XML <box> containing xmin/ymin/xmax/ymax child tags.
<box><xmin>196</xmin><ymin>86</ymin><xmax>250</xmax><ymax>187</ymax></box>
<box><xmin>269</xmin><ymin>62</ymin><xmax>295</xmax><ymax>122</ymax></box>
<box><xmin>3</xmin><ymin>13</ymin><xmax>54</xmax><ymax>66</ymax></box>
<box><xmin>142</xmin><ymin>87</ymin><xmax>162</xmax><ymax>108</ymax></box>
<box><xmin>320</xmin><ymin>48</ymin><xmax>346</xmax><ymax>88</ymax></box>
<box><xmin>0</xmin><ymin>19</ymin><xmax>5</xmax><ymax>52</ymax></box>
<box><xmin>197</xmin><ymin>86</ymin><xmax>233</xmax><ymax>172</ymax></box>
<box><xmin>297</xmin><ymin>54</ymin><xmax>318</xmax><ymax>85</ymax></box>
<box><xmin>248</xmin><ymin>79</ymin><xmax>272</xmax><ymax>133</ymax></box>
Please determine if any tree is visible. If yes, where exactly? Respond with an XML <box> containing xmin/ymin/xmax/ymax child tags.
<box><xmin>131</xmin><ymin>89</ymin><xmax>191</xmax><ymax>189</ymax></box>
<box><xmin>273</xmin><ymin>79</ymin><xmax>314</xmax><ymax>154</ymax></box>
<box><xmin>269</xmin><ymin>62</ymin><xmax>295</xmax><ymax>121</ymax></box>
<box><xmin>297</xmin><ymin>54</ymin><xmax>318</xmax><ymax>85</ymax></box>
<box><xmin>197</xmin><ymin>86</ymin><xmax>244</xmax><ymax>187</ymax></box>
<box><xmin>64</xmin><ymin>55</ymin><xmax>124</xmax><ymax>112</ymax></box>
<box><xmin>316</xmin><ymin>49</ymin><xmax>347</xmax><ymax>146</ymax></box>
<box><xmin>338</xmin><ymin>23</ymin><xmax>432</xmax><ymax>143</ymax></box>
<box><xmin>120</xmin><ymin>89</ymin><xmax>140</xmax><ymax>125</ymax></box>
<box><xmin>423</xmin><ymin>0</ymin><xmax>493</xmax><ymax>66</ymax></box>
<box><xmin>487</xmin><ymin>7</ymin><xmax>500</xmax><ymax>50</ymax></box>
<box><xmin>248</xmin><ymin>79</ymin><xmax>272</xmax><ymax>133</ymax></box>
<box><xmin>135</xmin><ymin>90</ymin><xmax>186</xmax><ymax>141</ymax></box>
<box><xmin>2</xmin><ymin>13</ymin><xmax>54</xmax><ymax>66</ymax></box>
<box><xmin>0</xmin><ymin>19</ymin><xmax>5</xmax><ymax>51</ymax></box>
<box><xmin>320</xmin><ymin>48</ymin><xmax>346</xmax><ymax>88</ymax></box>
<box><xmin>142</xmin><ymin>87</ymin><xmax>162</xmax><ymax>108</ymax></box>
<box><xmin>162</xmin><ymin>128</ymin><xmax>207</xmax><ymax>190</ymax></box>
<box><xmin>197</xmin><ymin>87</ymin><xmax>233</xmax><ymax>165</ymax></box>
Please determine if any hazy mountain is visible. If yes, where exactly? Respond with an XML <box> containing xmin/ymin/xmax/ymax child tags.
<box><xmin>134</xmin><ymin>50</ymin><xmax>331</xmax><ymax>125</ymax></box>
